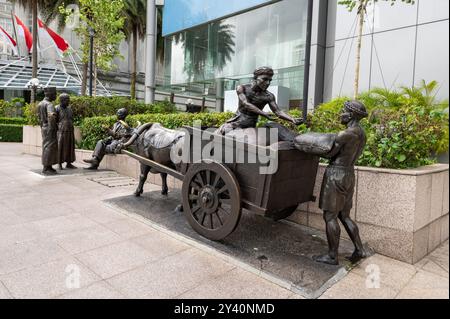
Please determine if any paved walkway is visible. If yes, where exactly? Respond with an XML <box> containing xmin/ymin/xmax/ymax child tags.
<box><xmin>0</xmin><ymin>143</ymin><xmax>448</xmax><ymax>299</ymax></box>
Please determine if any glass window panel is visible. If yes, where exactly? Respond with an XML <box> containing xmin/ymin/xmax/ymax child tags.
<box><xmin>163</xmin><ymin>0</ymin><xmax>308</xmax><ymax>101</ymax></box>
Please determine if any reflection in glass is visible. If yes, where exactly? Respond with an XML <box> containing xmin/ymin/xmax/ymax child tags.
<box><xmin>163</xmin><ymin>0</ymin><xmax>308</xmax><ymax>104</ymax></box>
<box><xmin>173</xmin><ymin>21</ymin><xmax>236</xmax><ymax>83</ymax></box>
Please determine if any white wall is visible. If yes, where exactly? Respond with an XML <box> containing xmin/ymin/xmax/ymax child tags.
<box><xmin>324</xmin><ymin>0</ymin><xmax>449</xmax><ymax>101</ymax></box>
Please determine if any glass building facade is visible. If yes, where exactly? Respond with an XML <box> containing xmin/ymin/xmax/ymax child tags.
<box><xmin>162</xmin><ymin>0</ymin><xmax>309</xmax><ymax>109</ymax></box>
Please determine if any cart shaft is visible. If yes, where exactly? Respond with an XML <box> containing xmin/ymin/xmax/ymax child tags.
<box><xmin>122</xmin><ymin>150</ymin><xmax>185</xmax><ymax>180</ymax></box>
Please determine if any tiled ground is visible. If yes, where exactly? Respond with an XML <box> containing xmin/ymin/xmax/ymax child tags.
<box><xmin>0</xmin><ymin>143</ymin><xmax>448</xmax><ymax>299</ymax></box>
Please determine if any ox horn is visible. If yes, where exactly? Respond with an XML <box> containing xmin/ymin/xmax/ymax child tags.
<box><xmin>121</xmin><ymin>123</ymin><xmax>154</xmax><ymax>148</ymax></box>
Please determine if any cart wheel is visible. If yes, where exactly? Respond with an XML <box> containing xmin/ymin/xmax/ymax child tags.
<box><xmin>266</xmin><ymin>205</ymin><xmax>299</xmax><ymax>221</ymax></box>
<box><xmin>182</xmin><ymin>162</ymin><xmax>241</xmax><ymax>241</ymax></box>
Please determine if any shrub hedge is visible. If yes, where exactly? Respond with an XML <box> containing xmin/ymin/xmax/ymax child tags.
<box><xmin>79</xmin><ymin>112</ymin><xmax>234</xmax><ymax>150</ymax></box>
<box><xmin>0</xmin><ymin>124</ymin><xmax>23</xmax><ymax>142</ymax></box>
<box><xmin>0</xmin><ymin>117</ymin><xmax>27</xmax><ymax>125</ymax></box>
<box><xmin>79</xmin><ymin>95</ymin><xmax>448</xmax><ymax>169</ymax></box>
<box><xmin>24</xmin><ymin>96</ymin><xmax>177</xmax><ymax>126</ymax></box>
<box><xmin>0</xmin><ymin>98</ymin><xmax>26</xmax><ymax>118</ymax></box>
<box><xmin>304</xmin><ymin>100</ymin><xmax>449</xmax><ymax>169</ymax></box>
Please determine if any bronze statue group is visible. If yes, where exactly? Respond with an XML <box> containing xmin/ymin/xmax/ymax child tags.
<box><xmin>38</xmin><ymin>67</ymin><xmax>369</xmax><ymax>265</ymax></box>
<box><xmin>38</xmin><ymin>87</ymin><xmax>76</xmax><ymax>175</ymax></box>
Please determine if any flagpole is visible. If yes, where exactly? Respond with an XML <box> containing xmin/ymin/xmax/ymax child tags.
<box><xmin>10</xmin><ymin>11</ymin><xmax>21</xmax><ymax>57</ymax></box>
<box><xmin>36</xmin><ymin>19</ymin><xmax>43</xmax><ymax>62</ymax></box>
<box><xmin>31</xmin><ymin>0</ymin><xmax>38</xmax><ymax>103</ymax></box>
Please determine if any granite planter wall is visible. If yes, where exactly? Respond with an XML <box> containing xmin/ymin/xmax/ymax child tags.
<box><xmin>22</xmin><ymin>125</ymin><xmax>82</xmax><ymax>156</ymax></box>
<box><xmin>23</xmin><ymin>126</ymin><xmax>449</xmax><ymax>264</ymax></box>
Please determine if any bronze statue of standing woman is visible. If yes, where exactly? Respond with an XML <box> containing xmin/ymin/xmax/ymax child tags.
<box><xmin>56</xmin><ymin>93</ymin><xmax>77</xmax><ymax>170</ymax></box>
<box><xmin>38</xmin><ymin>87</ymin><xmax>59</xmax><ymax>175</ymax></box>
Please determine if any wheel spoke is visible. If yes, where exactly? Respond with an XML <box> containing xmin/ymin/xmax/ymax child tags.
<box><xmin>209</xmin><ymin>214</ymin><xmax>213</xmax><ymax>229</ymax></box>
<box><xmin>191</xmin><ymin>205</ymin><xmax>202</xmax><ymax>216</ymax></box>
<box><xmin>195</xmin><ymin>174</ymin><xmax>205</xmax><ymax>187</ymax></box>
<box><xmin>198</xmin><ymin>211</ymin><xmax>206</xmax><ymax>225</ymax></box>
<box><xmin>211</xmin><ymin>173</ymin><xmax>219</xmax><ymax>188</ymax></box>
<box><xmin>189</xmin><ymin>194</ymin><xmax>199</xmax><ymax>201</ymax></box>
<box><xmin>206</xmin><ymin>170</ymin><xmax>211</xmax><ymax>185</ymax></box>
<box><xmin>191</xmin><ymin>182</ymin><xmax>201</xmax><ymax>191</ymax></box>
<box><xmin>219</xmin><ymin>198</ymin><xmax>232</xmax><ymax>206</ymax></box>
<box><xmin>217</xmin><ymin>185</ymin><xmax>228</xmax><ymax>195</ymax></box>
<box><xmin>218</xmin><ymin>206</ymin><xmax>230</xmax><ymax>216</ymax></box>
<box><xmin>215</xmin><ymin>212</ymin><xmax>224</xmax><ymax>226</ymax></box>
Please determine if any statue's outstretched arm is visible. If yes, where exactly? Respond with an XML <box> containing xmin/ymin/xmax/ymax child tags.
<box><xmin>268</xmin><ymin>96</ymin><xmax>302</xmax><ymax>125</ymax></box>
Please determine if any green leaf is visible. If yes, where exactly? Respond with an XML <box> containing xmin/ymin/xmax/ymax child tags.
<box><xmin>396</xmin><ymin>154</ymin><xmax>407</xmax><ymax>162</ymax></box>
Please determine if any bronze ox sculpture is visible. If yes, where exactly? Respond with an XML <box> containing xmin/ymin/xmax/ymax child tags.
<box><xmin>119</xmin><ymin>123</ymin><xmax>186</xmax><ymax>197</ymax></box>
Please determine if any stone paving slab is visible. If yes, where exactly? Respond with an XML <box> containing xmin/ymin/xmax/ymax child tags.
<box><xmin>177</xmin><ymin>268</ymin><xmax>296</xmax><ymax>299</ymax></box>
<box><xmin>0</xmin><ymin>282</ymin><xmax>12</xmax><ymax>299</ymax></box>
<box><xmin>29</xmin><ymin>168</ymin><xmax>114</xmax><ymax>178</ymax></box>
<box><xmin>53</xmin><ymin>224</ymin><xmax>124</xmax><ymax>255</ymax></box>
<box><xmin>105</xmin><ymin>190</ymin><xmax>363</xmax><ymax>299</ymax></box>
<box><xmin>0</xmin><ymin>238</ymin><xmax>70</xmax><ymax>275</ymax></box>
<box><xmin>395</xmin><ymin>270</ymin><xmax>449</xmax><ymax>299</ymax></box>
<box><xmin>106</xmin><ymin>248</ymin><xmax>236</xmax><ymax>299</ymax></box>
<box><xmin>57</xmin><ymin>281</ymin><xmax>126</xmax><ymax>299</ymax></box>
<box><xmin>0</xmin><ymin>257</ymin><xmax>101</xmax><ymax>299</ymax></box>
<box><xmin>74</xmin><ymin>241</ymin><xmax>158</xmax><ymax>279</ymax></box>
<box><xmin>319</xmin><ymin>272</ymin><xmax>399</xmax><ymax>299</ymax></box>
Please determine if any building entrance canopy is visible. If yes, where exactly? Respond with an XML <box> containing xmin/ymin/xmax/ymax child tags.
<box><xmin>0</xmin><ymin>60</ymin><xmax>81</xmax><ymax>92</ymax></box>
<box><xmin>0</xmin><ymin>60</ymin><xmax>124</xmax><ymax>97</ymax></box>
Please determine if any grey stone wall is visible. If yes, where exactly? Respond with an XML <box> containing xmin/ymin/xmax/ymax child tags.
<box><xmin>323</xmin><ymin>0</ymin><xmax>449</xmax><ymax>101</ymax></box>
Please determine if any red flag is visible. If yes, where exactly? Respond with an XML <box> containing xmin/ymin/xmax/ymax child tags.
<box><xmin>0</xmin><ymin>26</ymin><xmax>18</xmax><ymax>55</ymax></box>
<box><xmin>38</xmin><ymin>19</ymin><xmax>69</xmax><ymax>54</ymax></box>
<box><xmin>14</xmin><ymin>15</ymin><xmax>33</xmax><ymax>53</ymax></box>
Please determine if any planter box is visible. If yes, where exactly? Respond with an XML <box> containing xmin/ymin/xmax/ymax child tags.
<box><xmin>22</xmin><ymin>125</ymin><xmax>82</xmax><ymax>156</ymax></box>
<box><xmin>22</xmin><ymin>125</ymin><xmax>449</xmax><ymax>264</ymax></box>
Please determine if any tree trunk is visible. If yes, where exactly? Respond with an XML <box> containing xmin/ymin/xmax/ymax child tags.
<box><xmin>354</xmin><ymin>0</ymin><xmax>367</xmax><ymax>100</ymax></box>
<box><xmin>81</xmin><ymin>62</ymin><xmax>88</xmax><ymax>96</ymax></box>
<box><xmin>131</xmin><ymin>26</ymin><xmax>138</xmax><ymax>100</ymax></box>
<box><xmin>31</xmin><ymin>0</ymin><xmax>38</xmax><ymax>103</ymax></box>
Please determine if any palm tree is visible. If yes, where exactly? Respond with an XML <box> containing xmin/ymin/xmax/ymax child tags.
<box><xmin>402</xmin><ymin>80</ymin><xmax>448</xmax><ymax>110</ymax></box>
<box><xmin>174</xmin><ymin>21</ymin><xmax>235</xmax><ymax>84</ymax></box>
<box><xmin>122</xmin><ymin>0</ymin><xmax>146</xmax><ymax>99</ymax></box>
<box><xmin>122</xmin><ymin>2</ymin><xmax>165</xmax><ymax>99</ymax></box>
<box><xmin>40</xmin><ymin>0</ymin><xmax>79</xmax><ymax>30</ymax></box>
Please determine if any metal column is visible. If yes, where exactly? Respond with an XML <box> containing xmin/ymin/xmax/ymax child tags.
<box><xmin>145</xmin><ymin>0</ymin><xmax>157</xmax><ymax>104</ymax></box>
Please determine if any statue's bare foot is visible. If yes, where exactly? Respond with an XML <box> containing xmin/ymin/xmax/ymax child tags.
<box><xmin>134</xmin><ymin>189</ymin><xmax>143</xmax><ymax>197</ymax></box>
<box><xmin>346</xmin><ymin>249</ymin><xmax>367</xmax><ymax>263</ymax></box>
<box><xmin>313</xmin><ymin>254</ymin><xmax>339</xmax><ymax>266</ymax></box>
